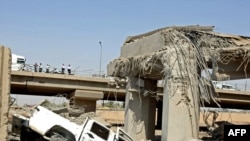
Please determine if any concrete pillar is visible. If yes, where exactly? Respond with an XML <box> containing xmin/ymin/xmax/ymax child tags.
<box><xmin>161</xmin><ymin>47</ymin><xmax>199</xmax><ymax>141</ymax></box>
<box><xmin>124</xmin><ymin>77</ymin><xmax>157</xmax><ymax>141</ymax></box>
<box><xmin>71</xmin><ymin>90</ymin><xmax>103</xmax><ymax>113</ymax></box>
<box><xmin>0</xmin><ymin>46</ymin><xmax>11</xmax><ymax>141</ymax></box>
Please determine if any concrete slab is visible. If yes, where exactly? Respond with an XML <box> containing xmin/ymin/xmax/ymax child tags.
<box><xmin>74</xmin><ymin>90</ymin><xmax>103</xmax><ymax>100</ymax></box>
<box><xmin>72</xmin><ymin>90</ymin><xmax>104</xmax><ymax>113</ymax></box>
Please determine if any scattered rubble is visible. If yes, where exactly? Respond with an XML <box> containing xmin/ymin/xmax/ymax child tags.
<box><xmin>7</xmin><ymin>99</ymin><xmax>111</xmax><ymax>141</ymax></box>
<box><xmin>6</xmin><ymin>99</ymin><xmax>250</xmax><ymax>141</ymax></box>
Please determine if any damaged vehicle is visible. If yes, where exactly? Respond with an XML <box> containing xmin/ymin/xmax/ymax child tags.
<box><xmin>13</xmin><ymin>106</ymin><xmax>133</xmax><ymax>141</ymax></box>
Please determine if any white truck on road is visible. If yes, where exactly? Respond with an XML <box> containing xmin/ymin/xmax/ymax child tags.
<box><xmin>11</xmin><ymin>54</ymin><xmax>26</xmax><ymax>71</ymax></box>
<box><xmin>212</xmin><ymin>81</ymin><xmax>238</xmax><ymax>91</ymax></box>
<box><xmin>14</xmin><ymin>106</ymin><xmax>133</xmax><ymax>141</ymax></box>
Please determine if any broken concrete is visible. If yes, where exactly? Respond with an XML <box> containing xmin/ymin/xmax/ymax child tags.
<box><xmin>70</xmin><ymin>90</ymin><xmax>104</xmax><ymax>113</ymax></box>
<box><xmin>0</xmin><ymin>46</ymin><xmax>11</xmax><ymax>141</ymax></box>
<box><xmin>108</xmin><ymin>26</ymin><xmax>250</xmax><ymax>80</ymax></box>
<box><xmin>124</xmin><ymin>77</ymin><xmax>157</xmax><ymax>140</ymax></box>
<box><xmin>161</xmin><ymin>42</ymin><xmax>200</xmax><ymax>141</ymax></box>
<box><xmin>107</xmin><ymin>25</ymin><xmax>250</xmax><ymax>140</ymax></box>
<box><xmin>7</xmin><ymin>99</ymin><xmax>111</xmax><ymax>141</ymax></box>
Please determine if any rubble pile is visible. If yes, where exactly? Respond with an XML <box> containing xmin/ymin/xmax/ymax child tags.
<box><xmin>7</xmin><ymin>99</ymin><xmax>110</xmax><ymax>141</ymax></box>
<box><xmin>201</xmin><ymin>121</ymin><xmax>250</xmax><ymax>141</ymax></box>
<box><xmin>199</xmin><ymin>111</ymin><xmax>250</xmax><ymax>140</ymax></box>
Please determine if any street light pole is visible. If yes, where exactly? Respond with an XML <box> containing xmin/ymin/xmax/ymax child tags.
<box><xmin>99</xmin><ymin>41</ymin><xmax>102</xmax><ymax>76</ymax></box>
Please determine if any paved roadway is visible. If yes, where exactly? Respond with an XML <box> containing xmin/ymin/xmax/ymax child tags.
<box><xmin>11</xmin><ymin>71</ymin><xmax>250</xmax><ymax>108</ymax></box>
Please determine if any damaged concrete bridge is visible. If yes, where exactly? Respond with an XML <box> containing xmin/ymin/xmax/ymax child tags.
<box><xmin>1</xmin><ymin>25</ymin><xmax>250</xmax><ymax>141</ymax></box>
<box><xmin>10</xmin><ymin>70</ymin><xmax>250</xmax><ymax>112</ymax></box>
<box><xmin>10</xmin><ymin>71</ymin><xmax>126</xmax><ymax>112</ymax></box>
<box><xmin>107</xmin><ymin>25</ymin><xmax>250</xmax><ymax>141</ymax></box>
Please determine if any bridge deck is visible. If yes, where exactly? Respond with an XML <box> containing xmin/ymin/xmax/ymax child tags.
<box><xmin>11</xmin><ymin>71</ymin><xmax>250</xmax><ymax>108</ymax></box>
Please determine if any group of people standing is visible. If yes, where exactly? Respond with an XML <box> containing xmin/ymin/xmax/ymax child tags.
<box><xmin>61</xmin><ymin>64</ymin><xmax>71</xmax><ymax>74</ymax></box>
<box><xmin>34</xmin><ymin>63</ymin><xmax>43</xmax><ymax>72</ymax></box>
<box><xmin>34</xmin><ymin>63</ymin><xmax>72</xmax><ymax>75</ymax></box>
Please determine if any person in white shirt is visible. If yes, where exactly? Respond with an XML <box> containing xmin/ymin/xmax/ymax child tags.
<box><xmin>39</xmin><ymin>63</ymin><xmax>43</xmax><ymax>72</ymax></box>
<box><xmin>46</xmin><ymin>64</ymin><xmax>50</xmax><ymax>73</ymax></box>
<box><xmin>61</xmin><ymin>64</ymin><xmax>65</xmax><ymax>74</ymax></box>
<box><xmin>67</xmin><ymin>64</ymin><xmax>71</xmax><ymax>75</ymax></box>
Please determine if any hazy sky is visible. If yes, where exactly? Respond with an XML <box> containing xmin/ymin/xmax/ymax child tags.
<box><xmin>1</xmin><ymin>0</ymin><xmax>250</xmax><ymax>75</ymax></box>
<box><xmin>2</xmin><ymin>1</ymin><xmax>250</xmax><ymax>105</ymax></box>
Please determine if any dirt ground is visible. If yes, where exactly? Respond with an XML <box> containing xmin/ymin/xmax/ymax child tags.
<box><xmin>96</xmin><ymin>108</ymin><xmax>250</xmax><ymax>126</ymax></box>
<box><xmin>96</xmin><ymin>108</ymin><xmax>250</xmax><ymax>140</ymax></box>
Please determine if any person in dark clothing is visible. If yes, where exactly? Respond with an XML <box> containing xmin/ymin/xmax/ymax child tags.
<box><xmin>61</xmin><ymin>64</ymin><xmax>65</xmax><ymax>74</ymax></box>
<box><xmin>34</xmin><ymin>63</ymin><xmax>38</xmax><ymax>72</ymax></box>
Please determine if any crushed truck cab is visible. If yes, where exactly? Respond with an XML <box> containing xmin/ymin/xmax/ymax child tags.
<box><xmin>17</xmin><ymin>106</ymin><xmax>133</xmax><ymax>141</ymax></box>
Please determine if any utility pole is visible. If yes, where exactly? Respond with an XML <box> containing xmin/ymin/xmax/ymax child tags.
<box><xmin>99</xmin><ymin>41</ymin><xmax>102</xmax><ymax>76</ymax></box>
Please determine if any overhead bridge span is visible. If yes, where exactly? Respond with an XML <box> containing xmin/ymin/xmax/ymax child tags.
<box><xmin>11</xmin><ymin>71</ymin><xmax>250</xmax><ymax>110</ymax></box>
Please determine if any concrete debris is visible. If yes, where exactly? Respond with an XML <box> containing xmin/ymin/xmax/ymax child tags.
<box><xmin>107</xmin><ymin>25</ymin><xmax>250</xmax><ymax>140</ymax></box>
<box><xmin>9</xmin><ymin>105</ymin><xmax>132</xmax><ymax>141</ymax></box>
<box><xmin>108</xmin><ymin>77</ymin><xmax>127</xmax><ymax>89</ymax></box>
<box><xmin>38</xmin><ymin>99</ymin><xmax>68</xmax><ymax>112</ymax></box>
<box><xmin>7</xmin><ymin>99</ymin><xmax>111</xmax><ymax>141</ymax></box>
<box><xmin>201</xmin><ymin>121</ymin><xmax>250</xmax><ymax>141</ymax></box>
<box><xmin>49</xmin><ymin>134</ymin><xmax>68</xmax><ymax>141</ymax></box>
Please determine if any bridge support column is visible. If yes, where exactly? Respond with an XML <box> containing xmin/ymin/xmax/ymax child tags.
<box><xmin>0</xmin><ymin>46</ymin><xmax>11</xmax><ymax>141</ymax></box>
<box><xmin>70</xmin><ymin>90</ymin><xmax>103</xmax><ymax>113</ymax></box>
<box><xmin>124</xmin><ymin>77</ymin><xmax>157</xmax><ymax>141</ymax></box>
<box><xmin>161</xmin><ymin>47</ymin><xmax>199</xmax><ymax>141</ymax></box>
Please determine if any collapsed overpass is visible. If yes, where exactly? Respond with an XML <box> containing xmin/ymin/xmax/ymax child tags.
<box><xmin>11</xmin><ymin>70</ymin><xmax>250</xmax><ymax>109</ymax></box>
<box><xmin>106</xmin><ymin>25</ymin><xmax>250</xmax><ymax>140</ymax></box>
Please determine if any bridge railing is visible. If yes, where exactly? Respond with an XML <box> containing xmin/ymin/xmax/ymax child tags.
<box><xmin>20</xmin><ymin>64</ymin><xmax>108</xmax><ymax>78</ymax></box>
<box><xmin>18</xmin><ymin>64</ymin><xmax>250</xmax><ymax>91</ymax></box>
<box><xmin>158</xmin><ymin>79</ymin><xmax>250</xmax><ymax>92</ymax></box>
<box><xmin>225</xmin><ymin>82</ymin><xmax>250</xmax><ymax>92</ymax></box>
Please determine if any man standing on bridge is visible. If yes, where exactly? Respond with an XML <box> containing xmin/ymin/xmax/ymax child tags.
<box><xmin>67</xmin><ymin>64</ymin><xmax>71</xmax><ymax>75</ymax></box>
<box><xmin>39</xmin><ymin>63</ymin><xmax>43</xmax><ymax>72</ymax></box>
<box><xmin>34</xmin><ymin>63</ymin><xmax>38</xmax><ymax>72</ymax></box>
<box><xmin>61</xmin><ymin>64</ymin><xmax>65</xmax><ymax>74</ymax></box>
<box><xmin>46</xmin><ymin>64</ymin><xmax>50</xmax><ymax>73</ymax></box>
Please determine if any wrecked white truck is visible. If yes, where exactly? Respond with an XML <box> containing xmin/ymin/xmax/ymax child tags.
<box><xmin>12</xmin><ymin>106</ymin><xmax>133</xmax><ymax>141</ymax></box>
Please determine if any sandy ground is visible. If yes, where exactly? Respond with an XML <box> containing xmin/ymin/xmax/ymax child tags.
<box><xmin>97</xmin><ymin>108</ymin><xmax>250</xmax><ymax>126</ymax></box>
<box><xmin>96</xmin><ymin>108</ymin><xmax>250</xmax><ymax>140</ymax></box>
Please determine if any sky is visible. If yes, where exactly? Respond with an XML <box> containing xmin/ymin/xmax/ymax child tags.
<box><xmin>1</xmin><ymin>0</ymin><xmax>250</xmax><ymax>76</ymax></box>
<box><xmin>1</xmin><ymin>0</ymin><xmax>250</xmax><ymax>105</ymax></box>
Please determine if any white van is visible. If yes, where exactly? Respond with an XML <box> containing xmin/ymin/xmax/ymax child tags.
<box><xmin>11</xmin><ymin>54</ymin><xmax>26</xmax><ymax>71</ymax></box>
<box><xmin>212</xmin><ymin>81</ymin><xmax>237</xmax><ymax>90</ymax></box>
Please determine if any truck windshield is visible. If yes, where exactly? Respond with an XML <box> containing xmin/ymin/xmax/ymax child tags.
<box><xmin>17</xmin><ymin>58</ymin><xmax>25</xmax><ymax>64</ymax></box>
<box><xmin>222</xmin><ymin>84</ymin><xmax>234</xmax><ymax>89</ymax></box>
<box><xmin>90</xmin><ymin>122</ymin><xmax>110</xmax><ymax>140</ymax></box>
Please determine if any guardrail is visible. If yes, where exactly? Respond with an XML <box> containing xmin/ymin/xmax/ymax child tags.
<box><xmin>18</xmin><ymin>64</ymin><xmax>250</xmax><ymax>92</ymax></box>
<box><xmin>22</xmin><ymin>64</ymin><xmax>107</xmax><ymax>78</ymax></box>
<box><xmin>222</xmin><ymin>82</ymin><xmax>250</xmax><ymax>92</ymax></box>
